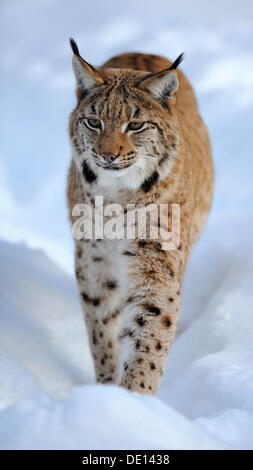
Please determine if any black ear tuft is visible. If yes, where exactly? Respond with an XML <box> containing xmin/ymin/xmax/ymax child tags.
<box><xmin>69</xmin><ymin>38</ymin><xmax>80</xmax><ymax>56</ymax></box>
<box><xmin>169</xmin><ymin>52</ymin><xmax>184</xmax><ymax>70</ymax></box>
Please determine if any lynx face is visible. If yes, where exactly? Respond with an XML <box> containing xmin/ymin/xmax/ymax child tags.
<box><xmin>69</xmin><ymin>42</ymin><xmax>182</xmax><ymax>191</ymax></box>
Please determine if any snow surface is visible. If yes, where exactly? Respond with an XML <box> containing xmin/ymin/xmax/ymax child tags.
<box><xmin>0</xmin><ymin>206</ymin><xmax>253</xmax><ymax>449</ymax></box>
<box><xmin>0</xmin><ymin>0</ymin><xmax>253</xmax><ymax>450</ymax></box>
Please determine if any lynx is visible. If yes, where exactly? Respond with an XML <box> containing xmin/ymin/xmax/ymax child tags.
<box><xmin>67</xmin><ymin>38</ymin><xmax>214</xmax><ymax>394</ymax></box>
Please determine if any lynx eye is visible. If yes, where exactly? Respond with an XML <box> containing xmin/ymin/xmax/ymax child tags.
<box><xmin>85</xmin><ymin>117</ymin><xmax>101</xmax><ymax>130</ymax></box>
<box><xmin>127</xmin><ymin>121</ymin><xmax>145</xmax><ymax>132</ymax></box>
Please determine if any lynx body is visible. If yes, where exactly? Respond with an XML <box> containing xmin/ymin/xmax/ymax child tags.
<box><xmin>67</xmin><ymin>40</ymin><xmax>213</xmax><ymax>394</ymax></box>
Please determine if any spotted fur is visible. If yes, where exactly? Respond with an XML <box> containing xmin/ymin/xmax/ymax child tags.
<box><xmin>67</xmin><ymin>40</ymin><xmax>214</xmax><ymax>394</ymax></box>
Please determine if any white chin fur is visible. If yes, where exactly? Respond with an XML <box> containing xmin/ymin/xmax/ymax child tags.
<box><xmin>99</xmin><ymin>167</ymin><xmax>129</xmax><ymax>178</ymax></box>
<box><xmin>96</xmin><ymin>156</ymin><xmax>155</xmax><ymax>191</ymax></box>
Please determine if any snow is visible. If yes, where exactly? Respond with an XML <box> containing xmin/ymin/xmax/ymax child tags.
<box><xmin>0</xmin><ymin>207</ymin><xmax>253</xmax><ymax>449</ymax></box>
<box><xmin>0</xmin><ymin>384</ymin><xmax>224</xmax><ymax>450</ymax></box>
<box><xmin>0</xmin><ymin>0</ymin><xmax>253</xmax><ymax>450</ymax></box>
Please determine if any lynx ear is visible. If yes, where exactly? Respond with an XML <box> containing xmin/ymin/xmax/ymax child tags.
<box><xmin>138</xmin><ymin>70</ymin><xmax>179</xmax><ymax>99</ymax></box>
<box><xmin>137</xmin><ymin>53</ymin><xmax>184</xmax><ymax>110</ymax></box>
<box><xmin>70</xmin><ymin>38</ymin><xmax>104</xmax><ymax>100</ymax></box>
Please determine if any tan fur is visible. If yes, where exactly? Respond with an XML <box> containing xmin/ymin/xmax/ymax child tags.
<box><xmin>67</xmin><ymin>50</ymin><xmax>214</xmax><ymax>394</ymax></box>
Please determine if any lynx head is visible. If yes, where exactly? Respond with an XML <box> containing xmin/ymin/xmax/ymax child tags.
<box><xmin>69</xmin><ymin>39</ymin><xmax>183</xmax><ymax>191</ymax></box>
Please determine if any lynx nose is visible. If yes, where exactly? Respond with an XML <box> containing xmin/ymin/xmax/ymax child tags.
<box><xmin>102</xmin><ymin>152</ymin><xmax>117</xmax><ymax>164</ymax></box>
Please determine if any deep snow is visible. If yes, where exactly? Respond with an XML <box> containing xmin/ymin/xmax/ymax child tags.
<box><xmin>0</xmin><ymin>205</ymin><xmax>253</xmax><ymax>449</ymax></box>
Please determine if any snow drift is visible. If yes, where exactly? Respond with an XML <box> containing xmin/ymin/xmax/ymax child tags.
<box><xmin>0</xmin><ymin>205</ymin><xmax>253</xmax><ymax>449</ymax></box>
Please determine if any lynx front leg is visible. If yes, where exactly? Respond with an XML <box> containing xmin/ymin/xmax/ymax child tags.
<box><xmin>119</xmin><ymin>241</ymin><xmax>183</xmax><ymax>394</ymax></box>
<box><xmin>81</xmin><ymin>298</ymin><xmax>121</xmax><ymax>384</ymax></box>
<box><xmin>75</xmin><ymin>240</ymin><xmax>124</xmax><ymax>384</ymax></box>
